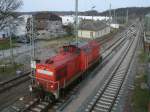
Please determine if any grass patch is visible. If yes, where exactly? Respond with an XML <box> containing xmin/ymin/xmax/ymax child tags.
<box><xmin>0</xmin><ymin>39</ymin><xmax>18</xmax><ymax>50</ymax></box>
<box><xmin>132</xmin><ymin>74</ymin><xmax>150</xmax><ymax>112</ymax></box>
<box><xmin>0</xmin><ymin>62</ymin><xmax>23</xmax><ymax>77</ymax></box>
<box><xmin>139</xmin><ymin>50</ymin><xmax>149</xmax><ymax>63</ymax></box>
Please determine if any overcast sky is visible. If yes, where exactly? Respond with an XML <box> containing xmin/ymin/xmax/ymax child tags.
<box><xmin>20</xmin><ymin>0</ymin><xmax>150</xmax><ymax>12</ymax></box>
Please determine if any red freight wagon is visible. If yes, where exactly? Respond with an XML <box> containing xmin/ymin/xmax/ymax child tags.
<box><xmin>32</xmin><ymin>40</ymin><xmax>101</xmax><ymax>100</ymax></box>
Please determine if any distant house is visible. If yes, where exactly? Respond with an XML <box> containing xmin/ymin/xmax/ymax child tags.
<box><xmin>78</xmin><ymin>20</ymin><xmax>110</xmax><ymax>39</ymax></box>
<box><xmin>34</xmin><ymin>12</ymin><xmax>65</xmax><ymax>39</ymax></box>
<box><xmin>110</xmin><ymin>23</ymin><xmax>119</xmax><ymax>29</ymax></box>
<box><xmin>16</xmin><ymin>15</ymin><xmax>32</xmax><ymax>37</ymax></box>
<box><xmin>110</xmin><ymin>19</ymin><xmax>119</xmax><ymax>29</ymax></box>
<box><xmin>0</xmin><ymin>27</ymin><xmax>11</xmax><ymax>40</ymax></box>
<box><xmin>0</xmin><ymin>31</ymin><xmax>7</xmax><ymax>39</ymax></box>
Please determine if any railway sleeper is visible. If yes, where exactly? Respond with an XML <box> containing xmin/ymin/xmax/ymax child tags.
<box><xmin>113</xmin><ymin>72</ymin><xmax>125</xmax><ymax>78</ymax></box>
<box><xmin>110</xmin><ymin>80</ymin><xmax>122</xmax><ymax>84</ymax></box>
<box><xmin>109</xmin><ymin>81</ymin><xmax>121</xmax><ymax>85</ymax></box>
<box><xmin>105</xmin><ymin>87</ymin><xmax>116</xmax><ymax>92</ymax></box>
<box><xmin>107</xmin><ymin>85</ymin><xmax>119</xmax><ymax>90</ymax></box>
<box><xmin>104</xmin><ymin>92</ymin><xmax>116</xmax><ymax>97</ymax></box>
<box><xmin>95</xmin><ymin>103</ymin><xmax>109</xmax><ymax>110</ymax></box>
<box><xmin>93</xmin><ymin>107</ymin><xmax>107</xmax><ymax>112</ymax></box>
<box><xmin>101</xmin><ymin>94</ymin><xmax>115</xmax><ymax>100</ymax></box>
<box><xmin>98</xmin><ymin>100</ymin><xmax>112</xmax><ymax>105</ymax></box>
<box><xmin>30</xmin><ymin>101</ymin><xmax>49</xmax><ymax>112</ymax></box>
<box><xmin>109</xmin><ymin>83</ymin><xmax>120</xmax><ymax>87</ymax></box>
<box><xmin>105</xmin><ymin>89</ymin><xmax>116</xmax><ymax>94</ymax></box>
<box><xmin>113</xmin><ymin>73</ymin><xmax>124</xmax><ymax>78</ymax></box>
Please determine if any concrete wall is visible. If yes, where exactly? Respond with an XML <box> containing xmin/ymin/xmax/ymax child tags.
<box><xmin>37</xmin><ymin>20</ymin><xmax>65</xmax><ymax>39</ymax></box>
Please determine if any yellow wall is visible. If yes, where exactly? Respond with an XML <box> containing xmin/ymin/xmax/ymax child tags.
<box><xmin>78</xmin><ymin>27</ymin><xmax>110</xmax><ymax>39</ymax></box>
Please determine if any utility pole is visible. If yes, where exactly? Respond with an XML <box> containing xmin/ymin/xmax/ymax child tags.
<box><xmin>109</xmin><ymin>3</ymin><xmax>112</xmax><ymax>26</ymax></box>
<box><xmin>8</xmin><ymin>27</ymin><xmax>14</xmax><ymax>66</ymax></box>
<box><xmin>29</xmin><ymin>17</ymin><xmax>36</xmax><ymax>77</ymax></box>
<box><xmin>113</xmin><ymin>9</ymin><xmax>117</xmax><ymax>28</ymax></box>
<box><xmin>114</xmin><ymin>9</ymin><xmax>116</xmax><ymax>23</ymax></box>
<box><xmin>75</xmin><ymin>0</ymin><xmax>78</xmax><ymax>44</ymax></box>
<box><xmin>32</xmin><ymin>17</ymin><xmax>35</xmax><ymax>60</ymax></box>
<box><xmin>126</xmin><ymin>9</ymin><xmax>129</xmax><ymax>24</ymax></box>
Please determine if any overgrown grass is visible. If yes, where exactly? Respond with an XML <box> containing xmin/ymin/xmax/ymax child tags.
<box><xmin>132</xmin><ymin>74</ymin><xmax>150</xmax><ymax>112</ymax></box>
<box><xmin>139</xmin><ymin>50</ymin><xmax>149</xmax><ymax>63</ymax></box>
<box><xmin>0</xmin><ymin>39</ymin><xmax>18</xmax><ymax>50</ymax></box>
<box><xmin>0</xmin><ymin>62</ymin><xmax>23</xmax><ymax>77</ymax></box>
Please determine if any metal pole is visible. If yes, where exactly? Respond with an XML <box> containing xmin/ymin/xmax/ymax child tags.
<box><xmin>9</xmin><ymin>28</ymin><xmax>14</xmax><ymax>65</ymax></box>
<box><xmin>126</xmin><ymin>9</ymin><xmax>129</xmax><ymax>24</ymax></box>
<box><xmin>114</xmin><ymin>9</ymin><xmax>116</xmax><ymax>23</ymax></box>
<box><xmin>109</xmin><ymin>3</ymin><xmax>112</xmax><ymax>26</ymax></box>
<box><xmin>30</xmin><ymin>18</ymin><xmax>33</xmax><ymax>75</ymax></box>
<box><xmin>75</xmin><ymin>0</ymin><xmax>78</xmax><ymax>44</ymax></box>
<box><xmin>32</xmin><ymin>17</ymin><xmax>35</xmax><ymax>60</ymax></box>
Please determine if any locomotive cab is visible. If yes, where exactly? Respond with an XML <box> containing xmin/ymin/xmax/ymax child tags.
<box><xmin>60</xmin><ymin>44</ymin><xmax>80</xmax><ymax>54</ymax></box>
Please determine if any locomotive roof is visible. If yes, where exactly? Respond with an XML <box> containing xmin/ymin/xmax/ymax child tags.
<box><xmin>66</xmin><ymin>40</ymin><xmax>89</xmax><ymax>48</ymax></box>
<box><xmin>44</xmin><ymin>41</ymin><xmax>90</xmax><ymax>67</ymax></box>
<box><xmin>49</xmin><ymin>52</ymin><xmax>79</xmax><ymax>67</ymax></box>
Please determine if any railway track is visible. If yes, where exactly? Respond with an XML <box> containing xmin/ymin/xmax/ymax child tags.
<box><xmin>83</xmin><ymin>26</ymin><xmax>140</xmax><ymax>112</ymax></box>
<box><xmin>46</xmin><ymin>26</ymin><xmax>135</xmax><ymax>112</ymax></box>
<box><xmin>0</xmin><ymin>72</ymin><xmax>30</xmax><ymax>94</ymax></box>
<box><xmin>12</xmin><ymin>29</ymin><xmax>130</xmax><ymax>112</ymax></box>
<box><xmin>0</xmin><ymin>29</ymin><xmax>123</xmax><ymax>95</ymax></box>
<box><xmin>0</xmin><ymin>24</ymin><xmax>137</xmax><ymax>112</ymax></box>
<box><xmin>0</xmin><ymin>23</ymin><xmax>133</xmax><ymax>95</ymax></box>
<box><xmin>22</xmin><ymin>99</ymin><xmax>50</xmax><ymax>112</ymax></box>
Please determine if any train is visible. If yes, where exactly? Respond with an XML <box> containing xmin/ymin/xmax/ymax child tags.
<box><xmin>31</xmin><ymin>40</ymin><xmax>102</xmax><ymax>101</ymax></box>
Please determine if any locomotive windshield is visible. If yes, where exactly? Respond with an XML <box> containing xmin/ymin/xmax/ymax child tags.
<box><xmin>63</xmin><ymin>45</ymin><xmax>77</xmax><ymax>53</ymax></box>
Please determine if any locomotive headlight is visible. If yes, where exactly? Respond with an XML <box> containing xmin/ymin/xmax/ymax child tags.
<box><xmin>50</xmin><ymin>85</ymin><xmax>54</xmax><ymax>89</ymax></box>
<box><xmin>37</xmin><ymin>69</ymin><xmax>53</xmax><ymax>76</ymax></box>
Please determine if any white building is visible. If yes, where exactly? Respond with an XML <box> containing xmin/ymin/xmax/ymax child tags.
<box><xmin>78</xmin><ymin>20</ymin><xmax>110</xmax><ymax>39</ymax></box>
<box><xmin>0</xmin><ymin>30</ymin><xmax>7</xmax><ymax>39</ymax></box>
<box><xmin>15</xmin><ymin>15</ymin><xmax>32</xmax><ymax>37</ymax></box>
<box><xmin>60</xmin><ymin>15</ymin><xmax>110</xmax><ymax>25</ymax></box>
<box><xmin>60</xmin><ymin>15</ymin><xmax>75</xmax><ymax>25</ymax></box>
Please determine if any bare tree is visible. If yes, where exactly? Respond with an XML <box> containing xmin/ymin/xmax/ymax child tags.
<box><xmin>0</xmin><ymin>0</ymin><xmax>23</xmax><ymax>30</ymax></box>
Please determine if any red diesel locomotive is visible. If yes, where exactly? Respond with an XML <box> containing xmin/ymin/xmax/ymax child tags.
<box><xmin>31</xmin><ymin>40</ymin><xmax>101</xmax><ymax>100</ymax></box>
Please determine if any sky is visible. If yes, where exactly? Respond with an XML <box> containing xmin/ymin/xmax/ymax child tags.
<box><xmin>20</xmin><ymin>0</ymin><xmax>150</xmax><ymax>12</ymax></box>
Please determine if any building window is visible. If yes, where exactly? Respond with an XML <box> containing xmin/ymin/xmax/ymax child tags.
<box><xmin>2</xmin><ymin>34</ymin><xmax>5</xmax><ymax>38</ymax></box>
<box><xmin>90</xmin><ymin>32</ymin><xmax>93</xmax><ymax>38</ymax></box>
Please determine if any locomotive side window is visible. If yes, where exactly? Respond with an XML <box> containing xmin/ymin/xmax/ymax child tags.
<box><xmin>63</xmin><ymin>46</ymin><xmax>69</xmax><ymax>52</ymax></box>
<box><xmin>56</xmin><ymin>67</ymin><xmax>66</xmax><ymax>80</ymax></box>
<box><xmin>83</xmin><ymin>46</ymin><xmax>91</xmax><ymax>53</ymax></box>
